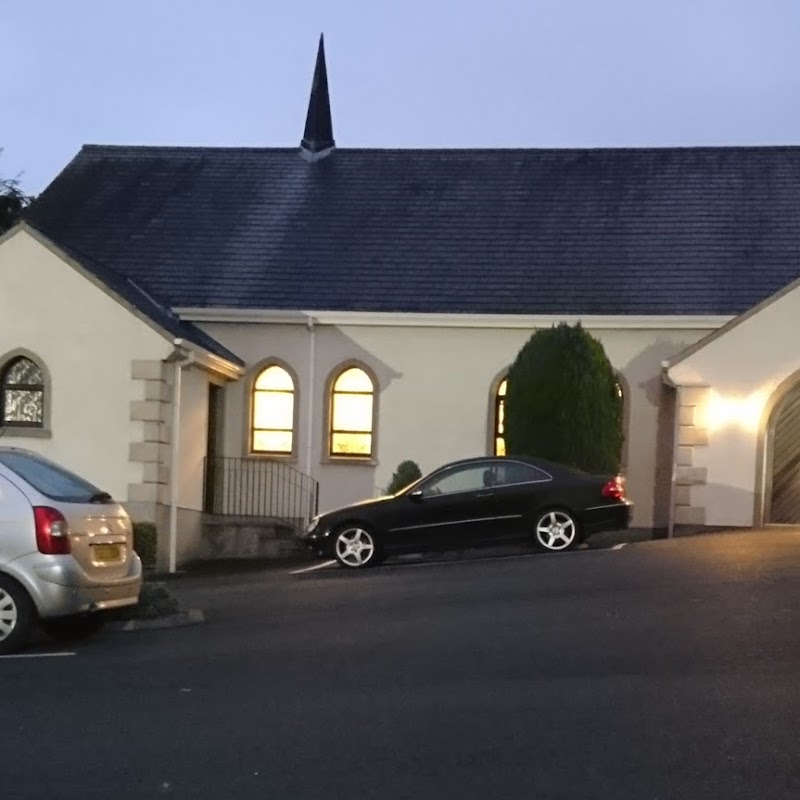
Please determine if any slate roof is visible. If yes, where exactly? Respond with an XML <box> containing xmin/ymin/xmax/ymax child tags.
<box><xmin>24</xmin><ymin>143</ymin><xmax>800</xmax><ymax>317</ymax></box>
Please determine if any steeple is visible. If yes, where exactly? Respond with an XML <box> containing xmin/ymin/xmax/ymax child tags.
<box><xmin>300</xmin><ymin>34</ymin><xmax>335</xmax><ymax>160</ymax></box>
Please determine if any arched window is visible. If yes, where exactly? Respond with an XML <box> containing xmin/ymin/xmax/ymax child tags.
<box><xmin>1</xmin><ymin>356</ymin><xmax>45</xmax><ymax>428</ymax></box>
<box><xmin>329</xmin><ymin>366</ymin><xmax>375</xmax><ymax>457</ymax></box>
<box><xmin>494</xmin><ymin>378</ymin><xmax>507</xmax><ymax>456</ymax></box>
<box><xmin>251</xmin><ymin>365</ymin><xmax>295</xmax><ymax>454</ymax></box>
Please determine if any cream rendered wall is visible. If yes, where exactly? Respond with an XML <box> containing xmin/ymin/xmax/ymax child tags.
<box><xmin>200</xmin><ymin>323</ymin><xmax>313</xmax><ymax>468</ymax></box>
<box><xmin>202</xmin><ymin>319</ymin><xmax>713</xmax><ymax>529</ymax></box>
<box><xmin>0</xmin><ymin>229</ymin><xmax>172</xmax><ymax>501</ymax></box>
<box><xmin>668</xmin><ymin>284</ymin><xmax>800</xmax><ymax>527</ymax></box>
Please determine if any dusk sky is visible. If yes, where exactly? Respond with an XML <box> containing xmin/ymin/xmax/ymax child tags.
<box><xmin>3</xmin><ymin>0</ymin><xmax>800</xmax><ymax>195</ymax></box>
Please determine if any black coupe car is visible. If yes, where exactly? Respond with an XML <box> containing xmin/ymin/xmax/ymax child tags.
<box><xmin>303</xmin><ymin>455</ymin><xmax>632</xmax><ymax>568</ymax></box>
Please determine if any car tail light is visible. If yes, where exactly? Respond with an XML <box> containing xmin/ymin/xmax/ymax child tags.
<box><xmin>34</xmin><ymin>507</ymin><xmax>71</xmax><ymax>554</ymax></box>
<box><xmin>602</xmin><ymin>476</ymin><xmax>626</xmax><ymax>501</ymax></box>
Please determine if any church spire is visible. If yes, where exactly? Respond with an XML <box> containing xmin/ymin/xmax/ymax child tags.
<box><xmin>300</xmin><ymin>34</ymin><xmax>335</xmax><ymax>160</ymax></box>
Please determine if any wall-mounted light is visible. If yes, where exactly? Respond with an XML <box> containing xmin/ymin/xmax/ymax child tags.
<box><xmin>704</xmin><ymin>389</ymin><xmax>766</xmax><ymax>433</ymax></box>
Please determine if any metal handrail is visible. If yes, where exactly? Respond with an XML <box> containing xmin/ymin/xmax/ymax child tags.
<box><xmin>203</xmin><ymin>456</ymin><xmax>319</xmax><ymax>531</ymax></box>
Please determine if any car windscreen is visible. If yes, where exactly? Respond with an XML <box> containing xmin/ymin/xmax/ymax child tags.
<box><xmin>0</xmin><ymin>452</ymin><xmax>111</xmax><ymax>504</ymax></box>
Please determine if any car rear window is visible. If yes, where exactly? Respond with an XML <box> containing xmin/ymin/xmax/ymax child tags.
<box><xmin>0</xmin><ymin>452</ymin><xmax>109</xmax><ymax>504</ymax></box>
<box><xmin>495</xmin><ymin>461</ymin><xmax>552</xmax><ymax>485</ymax></box>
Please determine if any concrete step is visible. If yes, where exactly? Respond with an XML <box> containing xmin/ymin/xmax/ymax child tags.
<box><xmin>199</xmin><ymin>515</ymin><xmax>307</xmax><ymax>560</ymax></box>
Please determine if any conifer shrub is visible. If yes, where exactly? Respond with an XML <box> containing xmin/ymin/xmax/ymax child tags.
<box><xmin>504</xmin><ymin>323</ymin><xmax>623</xmax><ymax>475</ymax></box>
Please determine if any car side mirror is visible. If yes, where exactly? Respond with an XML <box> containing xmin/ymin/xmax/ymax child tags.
<box><xmin>409</xmin><ymin>489</ymin><xmax>424</xmax><ymax>501</ymax></box>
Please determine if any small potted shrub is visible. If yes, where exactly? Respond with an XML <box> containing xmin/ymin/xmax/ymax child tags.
<box><xmin>132</xmin><ymin>521</ymin><xmax>158</xmax><ymax>569</ymax></box>
<box><xmin>387</xmin><ymin>459</ymin><xmax>423</xmax><ymax>495</ymax></box>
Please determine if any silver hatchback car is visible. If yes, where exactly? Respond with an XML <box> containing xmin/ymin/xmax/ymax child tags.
<box><xmin>0</xmin><ymin>447</ymin><xmax>142</xmax><ymax>654</ymax></box>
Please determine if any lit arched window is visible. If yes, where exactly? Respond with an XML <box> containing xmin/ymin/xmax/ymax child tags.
<box><xmin>252</xmin><ymin>365</ymin><xmax>295</xmax><ymax>454</ymax></box>
<box><xmin>1</xmin><ymin>356</ymin><xmax>45</xmax><ymax>427</ymax></box>
<box><xmin>329</xmin><ymin>366</ymin><xmax>375</xmax><ymax>457</ymax></box>
<box><xmin>494</xmin><ymin>378</ymin><xmax>507</xmax><ymax>456</ymax></box>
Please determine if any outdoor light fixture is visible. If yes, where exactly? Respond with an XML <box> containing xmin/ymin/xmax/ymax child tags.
<box><xmin>704</xmin><ymin>389</ymin><xmax>766</xmax><ymax>433</ymax></box>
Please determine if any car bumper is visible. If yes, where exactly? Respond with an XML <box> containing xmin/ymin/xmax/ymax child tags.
<box><xmin>302</xmin><ymin>527</ymin><xmax>335</xmax><ymax>558</ymax></box>
<box><xmin>582</xmin><ymin>501</ymin><xmax>633</xmax><ymax>536</ymax></box>
<box><xmin>11</xmin><ymin>553</ymin><xmax>143</xmax><ymax>619</ymax></box>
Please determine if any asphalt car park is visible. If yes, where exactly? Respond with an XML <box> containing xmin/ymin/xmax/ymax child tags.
<box><xmin>3</xmin><ymin>529</ymin><xmax>800</xmax><ymax>800</ymax></box>
<box><xmin>0</xmin><ymin>531</ymin><xmax>661</xmax><ymax>661</ymax></box>
<box><xmin>0</xmin><ymin>530</ymin><xmax>643</xmax><ymax>659</ymax></box>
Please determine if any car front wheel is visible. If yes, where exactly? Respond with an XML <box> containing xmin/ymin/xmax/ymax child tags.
<box><xmin>333</xmin><ymin>525</ymin><xmax>380</xmax><ymax>568</ymax></box>
<box><xmin>534</xmin><ymin>509</ymin><xmax>579</xmax><ymax>552</ymax></box>
<box><xmin>0</xmin><ymin>575</ymin><xmax>34</xmax><ymax>655</ymax></box>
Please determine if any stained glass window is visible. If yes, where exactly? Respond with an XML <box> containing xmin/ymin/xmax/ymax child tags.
<box><xmin>1</xmin><ymin>357</ymin><xmax>44</xmax><ymax>427</ymax></box>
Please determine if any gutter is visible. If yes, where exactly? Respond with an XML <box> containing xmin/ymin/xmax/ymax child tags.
<box><xmin>661</xmin><ymin>361</ymin><xmax>677</xmax><ymax>387</ymax></box>
<box><xmin>172</xmin><ymin>308</ymin><xmax>734</xmax><ymax>331</ymax></box>
<box><xmin>179</xmin><ymin>342</ymin><xmax>243</xmax><ymax>381</ymax></box>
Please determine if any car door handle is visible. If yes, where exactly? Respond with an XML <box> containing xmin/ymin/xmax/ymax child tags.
<box><xmin>475</xmin><ymin>492</ymin><xmax>494</xmax><ymax>498</ymax></box>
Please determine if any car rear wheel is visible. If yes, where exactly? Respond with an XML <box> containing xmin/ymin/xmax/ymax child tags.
<box><xmin>333</xmin><ymin>525</ymin><xmax>380</xmax><ymax>569</ymax></box>
<box><xmin>534</xmin><ymin>509</ymin><xmax>579</xmax><ymax>552</ymax></box>
<box><xmin>40</xmin><ymin>613</ymin><xmax>105</xmax><ymax>642</ymax></box>
<box><xmin>0</xmin><ymin>575</ymin><xmax>34</xmax><ymax>655</ymax></box>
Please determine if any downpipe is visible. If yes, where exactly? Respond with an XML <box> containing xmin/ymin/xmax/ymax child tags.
<box><xmin>165</xmin><ymin>341</ymin><xmax>194</xmax><ymax>573</ymax></box>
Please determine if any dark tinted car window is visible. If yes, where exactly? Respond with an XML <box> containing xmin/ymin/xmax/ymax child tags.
<box><xmin>0</xmin><ymin>452</ymin><xmax>107</xmax><ymax>503</ymax></box>
<box><xmin>423</xmin><ymin>464</ymin><xmax>489</xmax><ymax>495</ymax></box>
<box><xmin>494</xmin><ymin>461</ymin><xmax>552</xmax><ymax>486</ymax></box>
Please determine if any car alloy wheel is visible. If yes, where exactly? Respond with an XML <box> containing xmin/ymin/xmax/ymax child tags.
<box><xmin>0</xmin><ymin>576</ymin><xmax>33</xmax><ymax>655</ymax></box>
<box><xmin>334</xmin><ymin>526</ymin><xmax>378</xmax><ymax>568</ymax></box>
<box><xmin>535</xmin><ymin>510</ymin><xmax>578</xmax><ymax>551</ymax></box>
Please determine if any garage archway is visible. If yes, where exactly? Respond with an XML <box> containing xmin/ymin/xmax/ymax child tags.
<box><xmin>765</xmin><ymin>380</ymin><xmax>800</xmax><ymax>524</ymax></box>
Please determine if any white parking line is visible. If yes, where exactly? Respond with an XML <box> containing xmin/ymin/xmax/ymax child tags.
<box><xmin>289</xmin><ymin>560</ymin><xmax>337</xmax><ymax>575</ymax></box>
<box><xmin>611</xmin><ymin>543</ymin><xmax>628</xmax><ymax>550</ymax></box>
<box><xmin>0</xmin><ymin>651</ymin><xmax>76</xmax><ymax>659</ymax></box>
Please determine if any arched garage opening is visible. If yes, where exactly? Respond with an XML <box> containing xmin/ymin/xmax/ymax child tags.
<box><xmin>764</xmin><ymin>379</ymin><xmax>800</xmax><ymax>524</ymax></box>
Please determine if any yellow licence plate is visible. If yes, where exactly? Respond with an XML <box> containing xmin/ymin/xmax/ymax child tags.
<box><xmin>93</xmin><ymin>544</ymin><xmax>122</xmax><ymax>562</ymax></box>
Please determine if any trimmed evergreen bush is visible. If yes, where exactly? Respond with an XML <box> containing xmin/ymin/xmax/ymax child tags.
<box><xmin>504</xmin><ymin>322</ymin><xmax>623</xmax><ymax>475</ymax></box>
<box><xmin>132</xmin><ymin>521</ymin><xmax>157</xmax><ymax>568</ymax></box>
<box><xmin>387</xmin><ymin>459</ymin><xmax>423</xmax><ymax>494</ymax></box>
